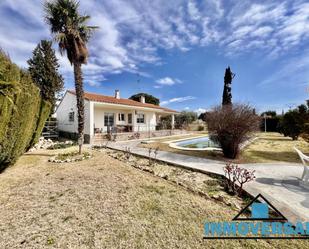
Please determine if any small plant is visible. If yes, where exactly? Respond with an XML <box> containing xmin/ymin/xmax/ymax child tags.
<box><xmin>47</xmin><ymin>141</ymin><xmax>75</xmax><ymax>150</ymax></box>
<box><xmin>104</xmin><ymin>140</ymin><xmax>109</xmax><ymax>148</ymax></box>
<box><xmin>128</xmin><ymin>132</ymin><xmax>141</xmax><ymax>140</ymax></box>
<box><xmin>197</xmin><ymin>125</ymin><xmax>204</xmax><ymax>131</ymax></box>
<box><xmin>134</xmin><ymin>132</ymin><xmax>140</xmax><ymax>139</ymax></box>
<box><xmin>46</xmin><ymin>237</ymin><xmax>55</xmax><ymax>245</ymax></box>
<box><xmin>124</xmin><ymin>147</ymin><xmax>132</xmax><ymax>160</ymax></box>
<box><xmin>223</xmin><ymin>163</ymin><xmax>255</xmax><ymax>195</ymax></box>
<box><xmin>107</xmin><ymin>132</ymin><xmax>117</xmax><ymax>141</ymax></box>
<box><xmin>154</xmin><ymin>147</ymin><xmax>159</xmax><ymax>160</ymax></box>
<box><xmin>50</xmin><ymin>151</ymin><xmax>91</xmax><ymax>163</ymax></box>
<box><xmin>147</xmin><ymin>147</ymin><xmax>159</xmax><ymax>166</ymax></box>
<box><xmin>148</xmin><ymin>148</ymin><xmax>153</xmax><ymax>165</ymax></box>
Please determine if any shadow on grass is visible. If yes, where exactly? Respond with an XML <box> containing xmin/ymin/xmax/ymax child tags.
<box><xmin>23</xmin><ymin>153</ymin><xmax>54</xmax><ymax>157</ymax></box>
<box><xmin>261</xmin><ymin>137</ymin><xmax>293</xmax><ymax>142</ymax></box>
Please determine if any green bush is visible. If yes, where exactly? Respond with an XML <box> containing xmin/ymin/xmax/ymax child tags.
<box><xmin>197</xmin><ymin>125</ymin><xmax>204</xmax><ymax>131</ymax></box>
<box><xmin>277</xmin><ymin>102</ymin><xmax>309</xmax><ymax>141</ymax></box>
<box><xmin>0</xmin><ymin>51</ymin><xmax>51</xmax><ymax>171</ymax></box>
<box><xmin>27</xmin><ymin>100</ymin><xmax>52</xmax><ymax>150</ymax></box>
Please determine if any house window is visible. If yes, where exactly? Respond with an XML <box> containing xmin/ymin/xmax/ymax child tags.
<box><xmin>104</xmin><ymin>113</ymin><xmax>114</xmax><ymax>127</ymax></box>
<box><xmin>69</xmin><ymin>112</ymin><xmax>74</xmax><ymax>122</ymax></box>
<box><xmin>136</xmin><ymin>113</ymin><xmax>145</xmax><ymax>124</ymax></box>
<box><xmin>128</xmin><ymin>113</ymin><xmax>132</xmax><ymax>124</ymax></box>
<box><xmin>118</xmin><ymin>113</ymin><xmax>125</xmax><ymax>122</ymax></box>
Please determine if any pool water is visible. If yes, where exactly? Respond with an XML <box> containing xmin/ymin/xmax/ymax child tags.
<box><xmin>175</xmin><ymin>136</ymin><xmax>220</xmax><ymax>149</ymax></box>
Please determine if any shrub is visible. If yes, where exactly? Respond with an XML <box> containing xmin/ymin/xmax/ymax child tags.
<box><xmin>175</xmin><ymin>111</ymin><xmax>198</xmax><ymax>129</ymax></box>
<box><xmin>206</xmin><ymin>104</ymin><xmax>260</xmax><ymax>159</ymax></box>
<box><xmin>159</xmin><ymin>111</ymin><xmax>198</xmax><ymax>130</ymax></box>
<box><xmin>27</xmin><ymin>100</ymin><xmax>52</xmax><ymax>150</ymax></box>
<box><xmin>197</xmin><ymin>125</ymin><xmax>204</xmax><ymax>131</ymax></box>
<box><xmin>278</xmin><ymin>102</ymin><xmax>309</xmax><ymax>141</ymax></box>
<box><xmin>0</xmin><ymin>51</ymin><xmax>51</xmax><ymax>170</ymax></box>
<box><xmin>223</xmin><ymin>163</ymin><xmax>256</xmax><ymax>195</ymax></box>
<box><xmin>278</xmin><ymin>110</ymin><xmax>302</xmax><ymax>140</ymax></box>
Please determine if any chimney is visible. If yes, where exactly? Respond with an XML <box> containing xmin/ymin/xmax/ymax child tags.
<box><xmin>115</xmin><ymin>90</ymin><xmax>120</xmax><ymax>99</ymax></box>
<box><xmin>140</xmin><ymin>95</ymin><xmax>145</xmax><ymax>104</ymax></box>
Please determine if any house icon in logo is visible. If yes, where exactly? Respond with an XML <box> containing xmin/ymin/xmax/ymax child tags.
<box><xmin>251</xmin><ymin>202</ymin><xmax>269</xmax><ymax>219</ymax></box>
<box><xmin>233</xmin><ymin>194</ymin><xmax>287</xmax><ymax>221</ymax></box>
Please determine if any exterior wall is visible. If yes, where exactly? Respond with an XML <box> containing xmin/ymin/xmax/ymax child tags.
<box><xmin>93</xmin><ymin>129</ymin><xmax>189</xmax><ymax>143</ymax></box>
<box><xmin>56</xmin><ymin>91</ymin><xmax>177</xmax><ymax>144</ymax></box>
<box><xmin>93</xmin><ymin>106</ymin><xmax>157</xmax><ymax>133</ymax></box>
<box><xmin>133</xmin><ymin>111</ymin><xmax>156</xmax><ymax>132</ymax></box>
<box><xmin>94</xmin><ymin>107</ymin><xmax>134</xmax><ymax>132</ymax></box>
<box><xmin>56</xmin><ymin>92</ymin><xmax>78</xmax><ymax>134</ymax></box>
<box><xmin>56</xmin><ymin>92</ymin><xmax>92</xmax><ymax>136</ymax></box>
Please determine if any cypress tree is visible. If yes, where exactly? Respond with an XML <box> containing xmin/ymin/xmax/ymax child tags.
<box><xmin>222</xmin><ymin>66</ymin><xmax>235</xmax><ymax>106</ymax></box>
<box><xmin>28</xmin><ymin>40</ymin><xmax>64</xmax><ymax>111</ymax></box>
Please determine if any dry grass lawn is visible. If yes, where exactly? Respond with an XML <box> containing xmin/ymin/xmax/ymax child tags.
<box><xmin>141</xmin><ymin>132</ymin><xmax>309</xmax><ymax>163</ymax></box>
<box><xmin>241</xmin><ymin>132</ymin><xmax>309</xmax><ymax>163</ymax></box>
<box><xmin>0</xmin><ymin>147</ymin><xmax>308</xmax><ymax>248</ymax></box>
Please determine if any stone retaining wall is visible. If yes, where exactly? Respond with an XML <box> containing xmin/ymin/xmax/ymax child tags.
<box><xmin>93</xmin><ymin>129</ymin><xmax>189</xmax><ymax>143</ymax></box>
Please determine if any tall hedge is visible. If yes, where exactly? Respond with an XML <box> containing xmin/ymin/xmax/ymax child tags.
<box><xmin>0</xmin><ymin>51</ymin><xmax>51</xmax><ymax>171</ymax></box>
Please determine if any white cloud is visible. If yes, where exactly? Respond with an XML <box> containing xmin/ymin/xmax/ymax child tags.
<box><xmin>222</xmin><ymin>1</ymin><xmax>309</xmax><ymax>56</ymax></box>
<box><xmin>155</xmin><ymin>77</ymin><xmax>182</xmax><ymax>88</ymax></box>
<box><xmin>161</xmin><ymin>96</ymin><xmax>196</xmax><ymax>105</ymax></box>
<box><xmin>0</xmin><ymin>0</ymin><xmax>308</xmax><ymax>85</ymax></box>
<box><xmin>259</xmin><ymin>49</ymin><xmax>309</xmax><ymax>88</ymax></box>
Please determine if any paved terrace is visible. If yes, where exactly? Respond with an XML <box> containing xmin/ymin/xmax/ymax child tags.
<box><xmin>106</xmin><ymin>140</ymin><xmax>309</xmax><ymax>224</ymax></box>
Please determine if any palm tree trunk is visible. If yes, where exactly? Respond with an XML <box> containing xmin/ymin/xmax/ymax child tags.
<box><xmin>73</xmin><ymin>61</ymin><xmax>84</xmax><ymax>154</ymax></box>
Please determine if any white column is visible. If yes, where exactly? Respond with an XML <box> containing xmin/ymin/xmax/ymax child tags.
<box><xmin>171</xmin><ymin>114</ymin><xmax>175</xmax><ymax>130</ymax></box>
<box><xmin>132</xmin><ymin>110</ymin><xmax>136</xmax><ymax>132</ymax></box>
<box><xmin>89</xmin><ymin>102</ymin><xmax>94</xmax><ymax>136</ymax></box>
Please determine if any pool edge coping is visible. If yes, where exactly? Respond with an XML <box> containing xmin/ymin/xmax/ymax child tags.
<box><xmin>165</xmin><ymin>134</ymin><xmax>222</xmax><ymax>151</ymax></box>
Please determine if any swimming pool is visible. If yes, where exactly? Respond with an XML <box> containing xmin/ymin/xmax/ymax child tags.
<box><xmin>168</xmin><ymin>136</ymin><xmax>221</xmax><ymax>151</ymax></box>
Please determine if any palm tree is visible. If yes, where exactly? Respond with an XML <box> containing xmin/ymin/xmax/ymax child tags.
<box><xmin>44</xmin><ymin>0</ymin><xmax>97</xmax><ymax>154</ymax></box>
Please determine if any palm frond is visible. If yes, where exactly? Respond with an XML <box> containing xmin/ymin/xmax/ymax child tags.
<box><xmin>43</xmin><ymin>0</ymin><xmax>97</xmax><ymax>64</ymax></box>
<box><xmin>78</xmin><ymin>15</ymin><xmax>91</xmax><ymax>23</ymax></box>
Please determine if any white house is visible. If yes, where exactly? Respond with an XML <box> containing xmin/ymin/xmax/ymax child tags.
<box><xmin>56</xmin><ymin>90</ymin><xmax>179</xmax><ymax>143</ymax></box>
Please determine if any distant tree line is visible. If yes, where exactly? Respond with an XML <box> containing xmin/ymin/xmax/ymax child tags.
<box><xmin>158</xmin><ymin>111</ymin><xmax>198</xmax><ymax>129</ymax></box>
<box><xmin>260</xmin><ymin>101</ymin><xmax>309</xmax><ymax>141</ymax></box>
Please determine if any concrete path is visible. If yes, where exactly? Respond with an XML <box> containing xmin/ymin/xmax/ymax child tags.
<box><xmin>106</xmin><ymin>140</ymin><xmax>309</xmax><ymax>224</ymax></box>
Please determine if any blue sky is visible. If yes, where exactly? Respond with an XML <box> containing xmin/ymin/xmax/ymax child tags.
<box><xmin>0</xmin><ymin>0</ymin><xmax>308</xmax><ymax>113</ymax></box>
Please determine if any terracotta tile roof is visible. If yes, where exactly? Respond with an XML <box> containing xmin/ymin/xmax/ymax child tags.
<box><xmin>67</xmin><ymin>90</ymin><xmax>178</xmax><ymax>113</ymax></box>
